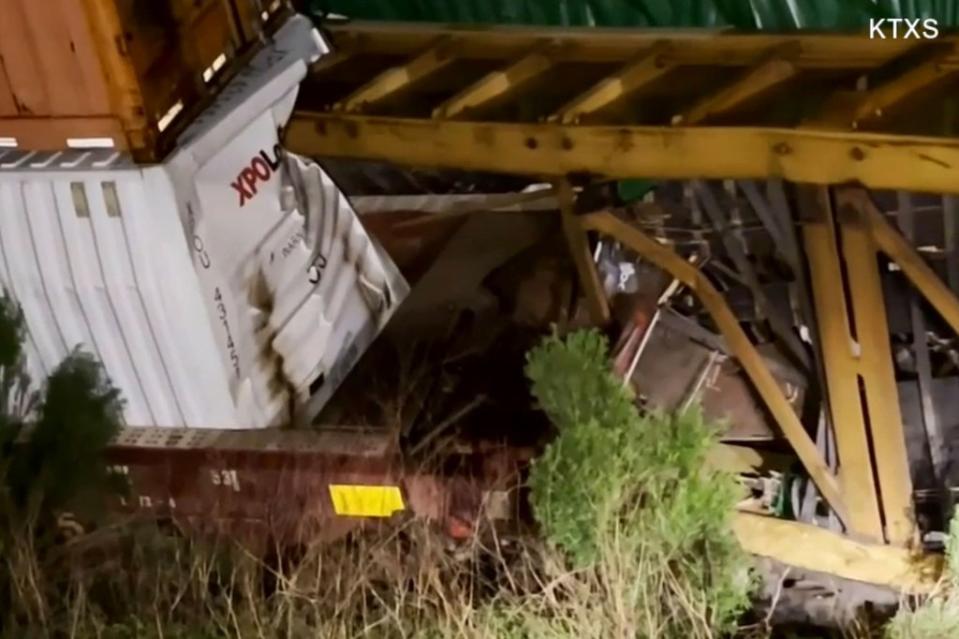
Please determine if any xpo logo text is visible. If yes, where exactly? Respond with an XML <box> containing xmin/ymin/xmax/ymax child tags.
<box><xmin>869</xmin><ymin>18</ymin><xmax>939</xmax><ymax>39</ymax></box>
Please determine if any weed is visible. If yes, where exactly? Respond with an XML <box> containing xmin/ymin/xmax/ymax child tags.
<box><xmin>0</xmin><ymin>304</ymin><xmax>755</xmax><ymax>638</ymax></box>
<box><xmin>885</xmin><ymin>514</ymin><xmax>959</xmax><ymax>639</ymax></box>
<box><xmin>522</xmin><ymin>328</ymin><xmax>754</xmax><ymax>638</ymax></box>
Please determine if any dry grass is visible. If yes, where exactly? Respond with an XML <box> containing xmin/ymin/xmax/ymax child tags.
<box><xmin>0</xmin><ymin>325</ymin><xmax>757</xmax><ymax>638</ymax></box>
<box><xmin>0</xmin><ymin>513</ymin><xmax>566</xmax><ymax>638</ymax></box>
<box><xmin>0</xmin><ymin>310</ymin><xmax>885</xmax><ymax>638</ymax></box>
<box><xmin>0</xmin><ymin>511</ymin><xmax>768</xmax><ymax>639</ymax></box>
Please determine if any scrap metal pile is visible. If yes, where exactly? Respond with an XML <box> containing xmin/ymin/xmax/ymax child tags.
<box><xmin>6</xmin><ymin>3</ymin><xmax>959</xmax><ymax>620</ymax></box>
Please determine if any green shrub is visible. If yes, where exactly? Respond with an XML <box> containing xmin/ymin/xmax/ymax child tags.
<box><xmin>0</xmin><ymin>292</ymin><xmax>124</xmax><ymax>631</ymax></box>
<box><xmin>523</xmin><ymin>328</ymin><xmax>754</xmax><ymax>637</ymax></box>
<box><xmin>0</xmin><ymin>293</ymin><xmax>123</xmax><ymax>525</ymax></box>
<box><xmin>0</xmin><ymin>303</ymin><xmax>754</xmax><ymax>638</ymax></box>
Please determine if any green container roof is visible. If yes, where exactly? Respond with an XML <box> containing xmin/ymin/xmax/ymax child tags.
<box><xmin>308</xmin><ymin>0</ymin><xmax>959</xmax><ymax>30</ymax></box>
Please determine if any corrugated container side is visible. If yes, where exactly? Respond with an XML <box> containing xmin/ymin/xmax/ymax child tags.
<box><xmin>0</xmin><ymin>153</ymin><xmax>236</xmax><ymax>427</ymax></box>
<box><xmin>0</xmin><ymin>16</ymin><xmax>410</xmax><ymax>430</ymax></box>
<box><xmin>166</xmin><ymin>15</ymin><xmax>410</xmax><ymax>428</ymax></box>
<box><xmin>0</xmin><ymin>0</ymin><xmax>286</xmax><ymax>158</ymax></box>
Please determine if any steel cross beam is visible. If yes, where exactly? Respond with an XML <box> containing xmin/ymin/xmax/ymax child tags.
<box><xmin>555</xmin><ymin>180</ymin><xmax>610</xmax><ymax>325</ymax></box>
<box><xmin>863</xmin><ymin>195</ymin><xmax>959</xmax><ymax>336</ymax></box>
<box><xmin>799</xmin><ymin>187</ymin><xmax>915</xmax><ymax>545</ymax></box>
<box><xmin>320</xmin><ymin>22</ymin><xmax>922</xmax><ymax>70</ymax></box>
<box><xmin>674</xmin><ymin>46</ymin><xmax>799</xmax><ymax>126</ymax></box>
<box><xmin>734</xmin><ymin>512</ymin><xmax>939</xmax><ymax>593</ymax></box>
<box><xmin>296</xmin><ymin>25</ymin><xmax>959</xmax><ymax>191</ymax></box>
<box><xmin>433</xmin><ymin>41</ymin><xmax>558</xmax><ymax>120</ymax></box>
<box><xmin>285</xmin><ymin>115</ymin><xmax>959</xmax><ymax>196</ymax></box>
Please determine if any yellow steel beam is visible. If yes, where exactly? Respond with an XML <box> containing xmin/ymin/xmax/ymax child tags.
<box><xmin>836</xmin><ymin>189</ymin><xmax>916</xmax><ymax>545</ymax></box>
<box><xmin>802</xmin><ymin>90</ymin><xmax>861</xmax><ymax>130</ymax></box>
<box><xmin>798</xmin><ymin>187</ymin><xmax>884</xmax><ymax>542</ymax></box>
<box><xmin>675</xmin><ymin>53</ymin><xmax>798</xmax><ymax>125</ymax></box>
<box><xmin>323</xmin><ymin>22</ymin><xmax>916</xmax><ymax>70</ymax></box>
<box><xmin>707</xmin><ymin>443</ymin><xmax>792</xmax><ymax>475</ymax></box>
<box><xmin>333</xmin><ymin>38</ymin><xmax>456</xmax><ymax>112</ymax></box>
<box><xmin>555</xmin><ymin>181</ymin><xmax>610</xmax><ymax>325</ymax></box>
<box><xmin>581</xmin><ymin>210</ymin><xmax>846</xmax><ymax>522</ymax></box>
<box><xmin>285</xmin><ymin>114</ymin><xmax>959</xmax><ymax>195</ymax></box>
<box><xmin>853</xmin><ymin>47</ymin><xmax>959</xmax><ymax>128</ymax></box>
<box><xmin>309</xmin><ymin>49</ymin><xmax>354</xmax><ymax>76</ymax></box>
<box><xmin>734</xmin><ymin>512</ymin><xmax>940</xmax><ymax>593</ymax></box>
<box><xmin>862</xmin><ymin>192</ymin><xmax>959</xmax><ymax>339</ymax></box>
<box><xmin>432</xmin><ymin>43</ymin><xmax>556</xmax><ymax>119</ymax></box>
<box><xmin>550</xmin><ymin>43</ymin><xmax>673</xmax><ymax>124</ymax></box>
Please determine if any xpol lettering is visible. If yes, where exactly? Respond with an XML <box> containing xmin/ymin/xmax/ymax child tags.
<box><xmin>230</xmin><ymin>145</ymin><xmax>283</xmax><ymax>206</ymax></box>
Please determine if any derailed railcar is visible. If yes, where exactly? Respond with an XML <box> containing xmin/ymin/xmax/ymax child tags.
<box><xmin>6</xmin><ymin>2</ymin><xmax>959</xmax><ymax>626</ymax></box>
<box><xmin>0</xmin><ymin>8</ymin><xmax>532</xmax><ymax>562</ymax></box>
<box><xmin>284</xmin><ymin>15</ymin><xmax>959</xmax><ymax>618</ymax></box>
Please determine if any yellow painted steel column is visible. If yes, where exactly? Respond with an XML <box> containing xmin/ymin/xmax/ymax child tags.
<box><xmin>836</xmin><ymin>192</ymin><xmax>915</xmax><ymax>545</ymax></box>
<box><xmin>799</xmin><ymin>186</ymin><xmax>885</xmax><ymax>542</ymax></box>
<box><xmin>583</xmin><ymin>210</ymin><xmax>846</xmax><ymax>522</ymax></box>
<box><xmin>555</xmin><ymin>181</ymin><xmax>610</xmax><ymax>325</ymax></box>
<box><xmin>433</xmin><ymin>43</ymin><xmax>556</xmax><ymax>119</ymax></box>
<box><xmin>864</xmin><ymin>199</ymin><xmax>959</xmax><ymax>337</ymax></box>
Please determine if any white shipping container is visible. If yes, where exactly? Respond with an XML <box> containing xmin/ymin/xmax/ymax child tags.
<box><xmin>0</xmin><ymin>16</ymin><xmax>409</xmax><ymax>429</ymax></box>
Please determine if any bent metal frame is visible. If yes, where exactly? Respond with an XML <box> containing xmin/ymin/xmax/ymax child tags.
<box><xmin>285</xmin><ymin>21</ymin><xmax>959</xmax><ymax>590</ymax></box>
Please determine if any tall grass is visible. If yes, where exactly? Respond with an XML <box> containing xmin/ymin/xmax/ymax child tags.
<box><xmin>0</xmin><ymin>293</ymin><xmax>125</xmax><ymax>636</ymax></box>
<box><xmin>515</xmin><ymin>329</ymin><xmax>755</xmax><ymax>638</ymax></box>
<box><xmin>884</xmin><ymin>514</ymin><xmax>959</xmax><ymax>639</ymax></box>
<box><xmin>0</xmin><ymin>300</ymin><xmax>754</xmax><ymax>638</ymax></box>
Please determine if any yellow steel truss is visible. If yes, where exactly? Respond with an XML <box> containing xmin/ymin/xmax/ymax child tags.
<box><xmin>286</xmin><ymin>117</ymin><xmax>959</xmax><ymax>195</ymax></box>
<box><xmin>582</xmin><ymin>210</ymin><xmax>847</xmax><ymax>522</ymax></box>
<box><xmin>289</xmin><ymin>21</ymin><xmax>959</xmax><ymax>578</ymax></box>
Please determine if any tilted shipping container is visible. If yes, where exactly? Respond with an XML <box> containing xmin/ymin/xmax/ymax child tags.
<box><xmin>0</xmin><ymin>15</ymin><xmax>409</xmax><ymax>428</ymax></box>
